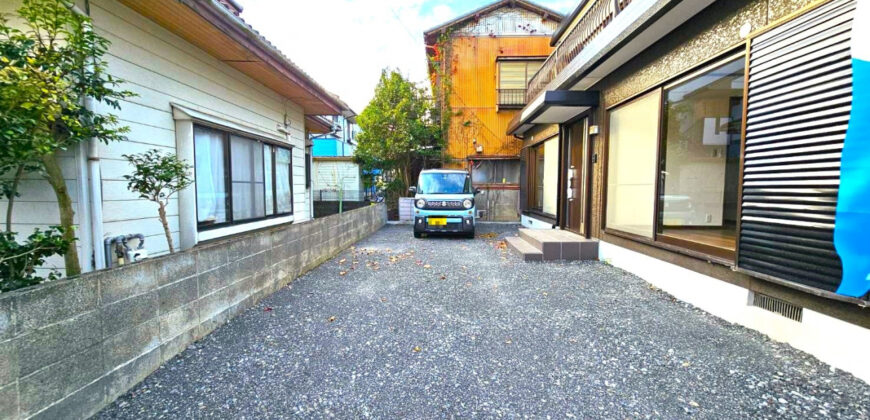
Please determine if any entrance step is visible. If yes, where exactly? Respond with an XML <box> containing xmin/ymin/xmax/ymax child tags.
<box><xmin>517</xmin><ymin>228</ymin><xmax>599</xmax><ymax>261</ymax></box>
<box><xmin>505</xmin><ymin>236</ymin><xmax>543</xmax><ymax>262</ymax></box>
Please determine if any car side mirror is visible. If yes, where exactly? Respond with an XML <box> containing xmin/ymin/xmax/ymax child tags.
<box><xmin>408</xmin><ymin>186</ymin><xmax>417</xmax><ymax>194</ymax></box>
<box><xmin>474</xmin><ymin>188</ymin><xmax>482</xmax><ymax>195</ymax></box>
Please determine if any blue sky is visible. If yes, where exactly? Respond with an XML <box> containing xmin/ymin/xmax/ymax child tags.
<box><xmin>238</xmin><ymin>0</ymin><xmax>575</xmax><ymax>112</ymax></box>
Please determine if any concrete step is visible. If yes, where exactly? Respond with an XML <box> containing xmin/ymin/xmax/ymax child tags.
<box><xmin>505</xmin><ymin>236</ymin><xmax>543</xmax><ymax>262</ymax></box>
<box><xmin>518</xmin><ymin>228</ymin><xmax>599</xmax><ymax>261</ymax></box>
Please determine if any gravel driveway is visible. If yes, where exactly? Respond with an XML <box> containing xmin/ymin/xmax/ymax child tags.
<box><xmin>98</xmin><ymin>224</ymin><xmax>870</xmax><ymax>419</ymax></box>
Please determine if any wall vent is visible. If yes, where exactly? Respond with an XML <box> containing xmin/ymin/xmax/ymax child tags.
<box><xmin>748</xmin><ymin>291</ymin><xmax>803</xmax><ymax>322</ymax></box>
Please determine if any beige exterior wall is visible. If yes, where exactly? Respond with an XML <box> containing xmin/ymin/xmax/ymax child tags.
<box><xmin>0</xmin><ymin>0</ymin><xmax>311</xmax><ymax>274</ymax></box>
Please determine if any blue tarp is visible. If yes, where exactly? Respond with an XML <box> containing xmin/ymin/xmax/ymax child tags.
<box><xmin>834</xmin><ymin>56</ymin><xmax>870</xmax><ymax>298</ymax></box>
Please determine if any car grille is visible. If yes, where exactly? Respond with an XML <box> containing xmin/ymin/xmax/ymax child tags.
<box><xmin>425</xmin><ymin>200</ymin><xmax>464</xmax><ymax>210</ymax></box>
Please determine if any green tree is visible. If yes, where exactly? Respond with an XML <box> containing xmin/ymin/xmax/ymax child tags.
<box><xmin>0</xmin><ymin>0</ymin><xmax>134</xmax><ymax>275</ymax></box>
<box><xmin>123</xmin><ymin>150</ymin><xmax>193</xmax><ymax>254</ymax></box>
<box><xmin>354</xmin><ymin>69</ymin><xmax>441</xmax><ymax>203</ymax></box>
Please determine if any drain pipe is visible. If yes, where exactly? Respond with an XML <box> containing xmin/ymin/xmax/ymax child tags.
<box><xmin>67</xmin><ymin>1</ymin><xmax>106</xmax><ymax>270</ymax></box>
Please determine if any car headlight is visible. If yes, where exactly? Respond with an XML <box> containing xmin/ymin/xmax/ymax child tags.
<box><xmin>462</xmin><ymin>199</ymin><xmax>473</xmax><ymax>209</ymax></box>
<box><xmin>416</xmin><ymin>199</ymin><xmax>426</xmax><ymax>209</ymax></box>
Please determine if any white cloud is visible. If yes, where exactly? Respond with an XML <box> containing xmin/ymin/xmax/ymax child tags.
<box><xmin>237</xmin><ymin>0</ymin><xmax>572</xmax><ymax>113</ymax></box>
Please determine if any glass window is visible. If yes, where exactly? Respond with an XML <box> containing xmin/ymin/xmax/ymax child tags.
<box><xmin>529</xmin><ymin>137</ymin><xmax>559</xmax><ymax>215</ymax></box>
<box><xmin>194</xmin><ymin>126</ymin><xmax>228</xmax><ymax>226</ymax></box>
<box><xmin>657</xmin><ymin>57</ymin><xmax>744</xmax><ymax>253</ymax></box>
<box><xmin>264</xmin><ymin>145</ymin><xmax>274</xmax><ymax>216</ymax></box>
<box><xmin>606</xmin><ymin>90</ymin><xmax>662</xmax><ymax>238</ymax></box>
<box><xmin>471</xmin><ymin>160</ymin><xmax>520</xmax><ymax>185</ymax></box>
<box><xmin>305</xmin><ymin>151</ymin><xmax>312</xmax><ymax>189</ymax></box>
<box><xmin>498</xmin><ymin>60</ymin><xmax>543</xmax><ymax>89</ymax></box>
<box><xmin>194</xmin><ymin>125</ymin><xmax>294</xmax><ymax>230</ymax></box>
<box><xmin>230</xmin><ymin>135</ymin><xmax>265</xmax><ymax>221</ymax></box>
<box><xmin>417</xmin><ymin>172</ymin><xmax>471</xmax><ymax>194</ymax></box>
<box><xmin>276</xmin><ymin>148</ymin><xmax>293</xmax><ymax>214</ymax></box>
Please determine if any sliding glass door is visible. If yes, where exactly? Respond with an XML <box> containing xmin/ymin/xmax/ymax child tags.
<box><xmin>656</xmin><ymin>56</ymin><xmax>744</xmax><ymax>258</ymax></box>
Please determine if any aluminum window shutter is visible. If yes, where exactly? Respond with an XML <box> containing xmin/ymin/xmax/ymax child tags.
<box><xmin>738</xmin><ymin>0</ymin><xmax>855</xmax><ymax>292</ymax></box>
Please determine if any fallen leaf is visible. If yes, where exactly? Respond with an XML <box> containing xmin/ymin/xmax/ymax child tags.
<box><xmin>380</xmin><ymin>297</ymin><xmax>388</xmax><ymax>303</ymax></box>
<box><xmin>339</xmin><ymin>258</ymin><xmax>346</xmax><ymax>264</ymax></box>
<box><xmin>689</xmin><ymin>401</ymin><xmax>699</xmax><ymax>407</ymax></box>
<box><xmin>439</xmin><ymin>274</ymin><xmax>447</xmax><ymax>280</ymax></box>
<box><xmin>423</xmin><ymin>264</ymin><xmax>431</xmax><ymax>269</ymax></box>
<box><xmin>327</xmin><ymin>316</ymin><xmax>336</xmax><ymax>322</ymax></box>
<box><xmin>682</xmin><ymin>361</ymin><xmax>691</xmax><ymax>367</ymax></box>
<box><xmin>339</xmin><ymin>271</ymin><xmax>347</xmax><ymax>276</ymax></box>
<box><xmin>504</xmin><ymin>338</ymin><xmax>512</xmax><ymax>344</ymax></box>
<box><xmin>413</xmin><ymin>346</ymin><xmax>422</xmax><ymax>352</ymax></box>
<box><xmin>264</xmin><ymin>307</ymin><xmax>273</xmax><ymax>312</ymax></box>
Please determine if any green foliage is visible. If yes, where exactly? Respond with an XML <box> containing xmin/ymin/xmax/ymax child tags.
<box><xmin>0</xmin><ymin>0</ymin><xmax>135</xmax><ymax>275</ymax></box>
<box><xmin>354</xmin><ymin>69</ymin><xmax>442</xmax><ymax>200</ymax></box>
<box><xmin>123</xmin><ymin>150</ymin><xmax>192</xmax><ymax>253</ymax></box>
<box><xmin>123</xmin><ymin>149</ymin><xmax>193</xmax><ymax>203</ymax></box>
<box><xmin>0</xmin><ymin>226</ymin><xmax>70</xmax><ymax>292</ymax></box>
<box><xmin>0</xmin><ymin>0</ymin><xmax>133</xmax><ymax>162</ymax></box>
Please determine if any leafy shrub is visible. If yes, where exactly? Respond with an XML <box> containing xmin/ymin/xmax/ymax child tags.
<box><xmin>0</xmin><ymin>226</ymin><xmax>70</xmax><ymax>292</ymax></box>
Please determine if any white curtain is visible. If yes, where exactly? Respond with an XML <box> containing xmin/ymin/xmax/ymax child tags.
<box><xmin>194</xmin><ymin>127</ymin><xmax>227</xmax><ymax>224</ymax></box>
<box><xmin>276</xmin><ymin>148</ymin><xmax>293</xmax><ymax>213</ymax></box>
<box><xmin>264</xmin><ymin>145</ymin><xmax>274</xmax><ymax>216</ymax></box>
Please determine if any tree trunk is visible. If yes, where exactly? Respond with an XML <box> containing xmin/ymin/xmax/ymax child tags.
<box><xmin>6</xmin><ymin>165</ymin><xmax>24</xmax><ymax>232</ymax></box>
<box><xmin>158</xmin><ymin>201</ymin><xmax>174</xmax><ymax>253</ymax></box>
<box><xmin>42</xmin><ymin>153</ymin><xmax>81</xmax><ymax>276</ymax></box>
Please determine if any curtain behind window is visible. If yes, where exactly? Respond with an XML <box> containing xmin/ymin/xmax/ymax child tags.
<box><xmin>264</xmin><ymin>145</ymin><xmax>274</xmax><ymax>216</ymax></box>
<box><xmin>230</xmin><ymin>135</ymin><xmax>265</xmax><ymax>221</ymax></box>
<box><xmin>276</xmin><ymin>148</ymin><xmax>293</xmax><ymax>214</ymax></box>
<box><xmin>194</xmin><ymin>126</ymin><xmax>227</xmax><ymax>225</ymax></box>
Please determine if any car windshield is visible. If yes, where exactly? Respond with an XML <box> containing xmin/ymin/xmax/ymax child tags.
<box><xmin>417</xmin><ymin>172</ymin><xmax>470</xmax><ymax>194</ymax></box>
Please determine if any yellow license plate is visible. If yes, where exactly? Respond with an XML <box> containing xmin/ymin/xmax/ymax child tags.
<box><xmin>428</xmin><ymin>218</ymin><xmax>447</xmax><ymax>226</ymax></box>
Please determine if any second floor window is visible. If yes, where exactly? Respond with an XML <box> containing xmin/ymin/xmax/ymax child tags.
<box><xmin>497</xmin><ymin>59</ymin><xmax>543</xmax><ymax>107</ymax></box>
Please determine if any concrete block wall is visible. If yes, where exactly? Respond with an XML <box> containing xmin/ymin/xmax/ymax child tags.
<box><xmin>0</xmin><ymin>203</ymin><xmax>387</xmax><ymax>420</ymax></box>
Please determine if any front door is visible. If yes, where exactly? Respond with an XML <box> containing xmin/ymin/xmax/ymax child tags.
<box><xmin>564</xmin><ymin>118</ymin><xmax>589</xmax><ymax>235</ymax></box>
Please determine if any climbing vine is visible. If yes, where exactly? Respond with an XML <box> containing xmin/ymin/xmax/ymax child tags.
<box><xmin>428</xmin><ymin>30</ymin><xmax>456</xmax><ymax>165</ymax></box>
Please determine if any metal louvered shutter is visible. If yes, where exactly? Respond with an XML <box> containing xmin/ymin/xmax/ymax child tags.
<box><xmin>738</xmin><ymin>0</ymin><xmax>854</xmax><ymax>292</ymax></box>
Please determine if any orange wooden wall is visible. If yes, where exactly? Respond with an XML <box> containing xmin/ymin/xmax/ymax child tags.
<box><xmin>443</xmin><ymin>35</ymin><xmax>555</xmax><ymax>168</ymax></box>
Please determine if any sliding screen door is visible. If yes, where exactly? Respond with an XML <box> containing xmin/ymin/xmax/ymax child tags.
<box><xmin>606</xmin><ymin>90</ymin><xmax>662</xmax><ymax>238</ymax></box>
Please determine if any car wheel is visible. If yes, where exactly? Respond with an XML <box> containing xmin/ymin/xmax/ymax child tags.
<box><xmin>465</xmin><ymin>231</ymin><xmax>475</xmax><ymax>239</ymax></box>
<box><xmin>414</xmin><ymin>232</ymin><xmax>422</xmax><ymax>238</ymax></box>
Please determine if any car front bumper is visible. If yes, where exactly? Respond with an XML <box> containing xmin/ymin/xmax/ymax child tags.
<box><xmin>413</xmin><ymin>209</ymin><xmax>475</xmax><ymax>234</ymax></box>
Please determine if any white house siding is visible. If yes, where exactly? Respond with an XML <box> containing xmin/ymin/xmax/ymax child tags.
<box><xmin>0</xmin><ymin>0</ymin><xmax>311</xmax><ymax>274</ymax></box>
<box><xmin>312</xmin><ymin>160</ymin><xmax>364</xmax><ymax>201</ymax></box>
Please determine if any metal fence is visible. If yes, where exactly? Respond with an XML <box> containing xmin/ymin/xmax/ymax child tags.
<box><xmin>497</xmin><ymin>88</ymin><xmax>527</xmax><ymax>107</ymax></box>
<box><xmin>313</xmin><ymin>190</ymin><xmax>371</xmax><ymax>218</ymax></box>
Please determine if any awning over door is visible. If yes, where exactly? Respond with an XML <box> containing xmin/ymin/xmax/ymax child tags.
<box><xmin>507</xmin><ymin>90</ymin><xmax>599</xmax><ymax>136</ymax></box>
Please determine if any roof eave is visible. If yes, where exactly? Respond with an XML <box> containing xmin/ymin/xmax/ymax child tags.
<box><xmin>423</xmin><ymin>0</ymin><xmax>565</xmax><ymax>45</ymax></box>
<box><xmin>182</xmin><ymin>0</ymin><xmax>344</xmax><ymax>115</ymax></box>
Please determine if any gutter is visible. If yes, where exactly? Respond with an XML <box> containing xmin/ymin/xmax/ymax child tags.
<box><xmin>68</xmin><ymin>1</ymin><xmax>106</xmax><ymax>271</ymax></box>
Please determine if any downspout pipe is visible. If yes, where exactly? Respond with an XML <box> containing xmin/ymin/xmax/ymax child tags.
<box><xmin>68</xmin><ymin>1</ymin><xmax>107</xmax><ymax>270</ymax></box>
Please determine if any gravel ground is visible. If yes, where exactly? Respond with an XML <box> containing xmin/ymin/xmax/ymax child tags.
<box><xmin>98</xmin><ymin>224</ymin><xmax>870</xmax><ymax>419</ymax></box>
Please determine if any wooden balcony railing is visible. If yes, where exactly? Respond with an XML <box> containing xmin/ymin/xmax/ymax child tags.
<box><xmin>526</xmin><ymin>0</ymin><xmax>632</xmax><ymax>102</ymax></box>
<box><xmin>497</xmin><ymin>88</ymin><xmax>528</xmax><ymax>108</ymax></box>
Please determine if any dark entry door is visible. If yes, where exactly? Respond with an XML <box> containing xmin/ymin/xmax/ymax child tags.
<box><xmin>564</xmin><ymin>118</ymin><xmax>589</xmax><ymax>235</ymax></box>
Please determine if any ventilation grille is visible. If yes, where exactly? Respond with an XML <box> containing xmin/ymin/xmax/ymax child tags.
<box><xmin>749</xmin><ymin>292</ymin><xmax>804</xmax><ymax>322</ymax></box>
<box><xmin>738</xmin><ymin>0</ymin><xmax>854</xmax><ymax>292</ymax></box>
